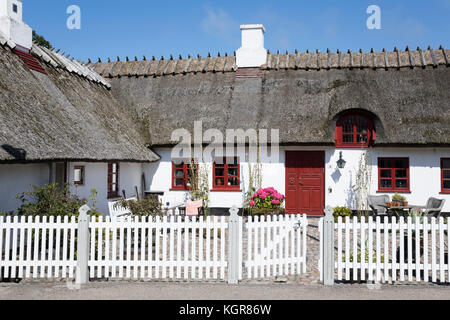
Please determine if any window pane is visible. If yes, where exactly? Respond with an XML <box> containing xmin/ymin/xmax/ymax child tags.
<box><xmin>112</xmin><ymin>184</ymin><xmax>117</xmax><ymax>192</ymax></box>
<box><xmin>444</xmin><ymin>171</ymin><xmax>450</xmax><ymax>179</ymax></box>
<box><xmin>215</xmin><ymin>168</ymin><xmax>225</xmax><ymax>177</ymax></box>
<box><xmin>381</xmin><ymin>179</ymin><xmax>392</xmax><ymax>188</ymax></box>
<box><xmin>396</xmin><ymin>180</ymin><xmax>407</xmax><ymax>188</ymax></box>
<box><xmin>342</xmin><ymin>117</ymin><xmax>354</xmax><ymax>134</ymax></box>
<box><xmin>356</xmin><ymin>116</ymin><xmax>368</xmax><ymax>134</ymax></box>
<box><xmin>112</xmin><ymin>175</ymin><xmax>117</xmax><ymax>184</ymax></box>
<box><xmin>215</xmin><ymin>177</ymin><xmax>225</xmax><ymax>186</ymax></box>
<box><xmin>395</xmin><ymin>160</ymin><xmax>408</xmax><ymax>169</ymax></box>
<box><xmin>357</xmin><ymin>134</ymin><xmax>368</xmax><ymax>143</ymax></box>
<box><xmin>444</xmin><ymin>180</ymin><xmax>450</xmax><ymax>190</ymax></box>
<box><xmin>228</xmin><ymin>168</ymin><xmax>238</xmax><ymax>177</ymax></box>
<box><xmin>228</xmin><ymin>177</ymin><xmax>239</xmax><ymax>186</ymax></box>
<box><xmin>443</xmin><ymin>160</ymin><xmax>450</xmax><ymax>169</ymax></box>
<box><xmin>380</xmin><ymin>170</ymin><xmax>391</xmax><ymax>178</ymax></box>
<box><xmin>379</xmin><ymin>159</ymin><xmax>391</xmax><ymax>168</ymax></box>
<box><xmin>174</xmin><ymin>178</ymin><xmax>184</xmax><ymax>187</ymax></box>
<box><xmin>174</xmin><ymin>163</ymin><xmax>184</xmax><ymax>169</ymax></box>
<box><xmin>343</xmin><ymin>134</ymin><xmax>354</xmax><ymax>143</ymax></box>
<box><xmin>74</xmin><ymin>169</ymin><xmax>82</xmax><ymax>182</ymax></box>
<box><xmin>174</xmin><ymin>169</ymin><xmax>184</xmax><ymax>177</ymax></box>
<box><xmin>395</xmin><ymin>169</ymin><xmax>407</xmax><ymax>178</ymax></box>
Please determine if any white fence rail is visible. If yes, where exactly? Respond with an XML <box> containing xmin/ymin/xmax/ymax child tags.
<box><xmin>0</xmin><ymin>216</ymin><xmax>78</xmax><ymax>280</ymax></box>
<box><xmin>244</xmin><ymin>215</ymin><xmax>308</xmax><ymax>279</ymax></box>
<box><xmin>88</xmin><ymin>216</ymin><xmax>228</xmax><ymax>280</ymax></box>
<box><xmin>332</xmin><ymin>216</ymin><xmax>449</xmax><ymax>284</ymax></box>
<box><xmin>0</xmin><ymin>210</ymin><xmax>308</xmax><ymax>283</ymax></box>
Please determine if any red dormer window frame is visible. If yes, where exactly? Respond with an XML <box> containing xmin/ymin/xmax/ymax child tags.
<box><xmin>335</xmin><ymin>113</ymin><xmax>375</xmax><ymax>148</ymax></box>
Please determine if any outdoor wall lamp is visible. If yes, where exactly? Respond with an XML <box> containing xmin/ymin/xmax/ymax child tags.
<box><xmin>337</xmin><ymin>152</ymin><xmax>346</xmax><ymax>169</ymax></box>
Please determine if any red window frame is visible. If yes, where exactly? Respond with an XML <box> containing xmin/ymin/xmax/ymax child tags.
<box><xmin>212</xmin><ymin>157</ymin><xmax>241</xmax><ymax>191</ymax></box>
<box><xmin>441</xmin><ymin>158</ymin><xmax>450</xmax><ymax>194</ymax></box>
<box><xmin>171</xmin><ymin>160</ymin><xmax>198</xmax><ymax>191</ymax></box>
<box><xmin>107</xmin><ymin>163</ymin><xmax>119</xmax><ymax>199</ymax></box>
<box><xmin>335</xmin><ymin>113</ymin><xmax>375</xmax><ymax>148</ymax></box>
<box><xmin>378</xmin><ymin>158</ymin><xmax>410</xmax><ymax>193</ymax></box>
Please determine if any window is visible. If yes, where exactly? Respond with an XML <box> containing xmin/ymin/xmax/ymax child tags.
<box><xmin>171</xmin><ymin>160</ymin><xmax>198</xmax><ymax>191</ymax></box>
<box><xmin>212</xmin><ymin>157</ymin><xmax>240</xmax><ymax>191</ymax></box>
<box><xmin>74</xmin><ymin>166</ymin><xmax>85</xmax><ymax>186</ymax></box>
<box><xmin>441</xmin><ymin>159</ymin><xmax>450</xmax><ymax>194</ymax></box>
<box><xmin>12</xmin><ymin>4</ymin><xmax>18</xmax><ymax>13</ymax></box>
<box><xmin>107</xmin><ymin>163</ymin><xmax>119</xmax><ymax>199</ymax></box>
<box><xmin>335</xmin><ymin>113</ymin><xmax>375</xmax><ymax>147</ymax></box>
<box><xmin>378</xmin><ymin>158</ymin><xmax>410</xmax><ymax>192</ymax></box>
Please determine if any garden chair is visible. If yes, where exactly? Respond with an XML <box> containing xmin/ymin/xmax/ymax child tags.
<box><xmin>422</xmin><ymin>197</ymin><xmax>446</xmax><ymax>218</ymax></box>
<box><xmin>368</xmin><ymin>195</ymin><xmax>390</xmax><ymax>216</ymax></box>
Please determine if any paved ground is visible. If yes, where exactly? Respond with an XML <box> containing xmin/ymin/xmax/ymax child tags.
<box><xmin>1</xmin><ymin>281</ymin><xmax>449</xmax><ymax>300</ymax></box>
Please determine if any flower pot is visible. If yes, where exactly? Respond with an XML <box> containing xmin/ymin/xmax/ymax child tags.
<box><xmin>403</xmin><ymin>201</ymin><xmax>409</xmax><ymax>207</ymax></box>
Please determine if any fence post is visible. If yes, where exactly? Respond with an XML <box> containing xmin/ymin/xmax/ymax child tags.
<box><xmin>323</xmin><ymin>206</ymin><xmax>335</xmax><ymax>286</ymax></box>
<box><xmin>228</xmin><ymin>206</ymin><xmax>240</xmax><ymax>285</ymax></box>
<box><xmin>75</xmin><ymin>205</ymin><xmax>90</xmax><ymax>285</ymax></box>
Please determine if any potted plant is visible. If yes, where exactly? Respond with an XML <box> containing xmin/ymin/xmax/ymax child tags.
<box><xmin>249</xmin><ymin>187</ymin><xmax>285</xmax><ymax>216</ymax></box>
<box><xmin>392</xmin><ymin>193</ymin><xmax>406</xmax><ymax>206</ymax></box>
<box><xmin>333</xmin><ymin>206</ymin><xmax>352</xmax><ymax>222</ymax></box>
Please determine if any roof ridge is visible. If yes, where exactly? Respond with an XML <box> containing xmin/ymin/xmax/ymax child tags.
<box><xmin>31</xmin><ymin>43</ymin><xmax>111</xmax><ymax>88</ymax></box>
<box><xmin>90</xmin><ymin>46</ymin><xmax>449</xmax><ymax>79</ymax></box>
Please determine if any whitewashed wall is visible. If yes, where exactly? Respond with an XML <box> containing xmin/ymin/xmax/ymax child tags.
<box><xmin>67</xmin><ymin>162</ymin><xmax>143</xmax><ymax>215</ymax></box>
<box><xmin>146</xmin><ymin>147</ymin><xmax>450</xmax><ymax>213</ymax></box>
<box><xmin>0</xmin><ymin>163</ymin><xmax>49</xmax><ymax>212</ymax></box>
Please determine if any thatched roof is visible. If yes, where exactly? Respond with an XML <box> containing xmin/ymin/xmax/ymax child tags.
<box><xmin>0</xmin><ymin>42</ymin><xmax>159</xmax><ymax>163</ymax></box>
<box><xmin>88</xmin><ymin>47</ymin><xmax>450</xmax><ymax>78</ymax></box>
<box><xmin>97</xmin><ymin>47</ymin><xmax>450</xmax><ymax>147</ymax></box>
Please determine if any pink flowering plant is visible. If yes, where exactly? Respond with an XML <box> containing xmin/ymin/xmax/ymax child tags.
<box><xmin>249</xmin><ymin>187</ymin><xmax>285</xmax><ymax>213</ymax></box>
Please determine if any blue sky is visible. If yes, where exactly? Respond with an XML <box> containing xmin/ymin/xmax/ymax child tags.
<box><xmin>24</xmin><ymin>0</ymin><xmax>450</xmax><ymax>62</ymax></box>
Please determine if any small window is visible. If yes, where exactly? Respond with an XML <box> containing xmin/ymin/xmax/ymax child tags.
<box><xmin>212</xmin><ymin>157</ymin><xmax>240</xmax><ymax>191</ymax></box>
<box><xmin>74</xmin><ymin>166</ymin><xmax>85</xmax><ymax>186</ymax></box>
<box><xmin>378</xmin><ymin>158</ymin><xmax>410</xmax><ymax>193</ymax></box>
<box><xmin>12</xmin><ymin>4</ymin><xmax>18</xmax><ymax>13</ymax></box>
<box><xmin>441</xmin><ymin>159</ymin><xmax>450</xmax><ymax>194</ymax></box>
<box><xmin>335</xmin><ymin>113</ymin><xmax>375</xmax><ymax>148</ymax></box>
<box><xmin>171</xmin><ymin>160</ymin><xmax>198</xmax><ymax>191</ymax></box>
<box><xmin>107</xmin><ymin>163</ymin><xmax>119</xmax><ymax>199</ymax></box>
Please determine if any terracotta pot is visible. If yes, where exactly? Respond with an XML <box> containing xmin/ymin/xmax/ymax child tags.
<box><xmin>403</xmin><ymin>201</ymin><xmax>409</xmax><ymax>207</ymax></box>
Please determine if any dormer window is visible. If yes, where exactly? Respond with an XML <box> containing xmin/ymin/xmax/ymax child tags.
<box><xmin>335</xmin><ymin>113</ymin><xmax>375</xmax><ymax>148</ymax></box>
<box><xmin>12</xmin><ymin>4</ymin><xmax>18</xmax><ymax>13</ymax></box>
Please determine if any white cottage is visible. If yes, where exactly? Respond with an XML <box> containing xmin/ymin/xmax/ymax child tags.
<box><xmin>1</xmin><ymin>2</ymin><xmax>450</xmax><ymax>216</ymax></box>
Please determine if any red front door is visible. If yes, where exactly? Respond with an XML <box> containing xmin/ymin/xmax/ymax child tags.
<box><xmin>285</xmin><ymin>151</ymin><xmax>325</xmax><ymax>216</ymax></box>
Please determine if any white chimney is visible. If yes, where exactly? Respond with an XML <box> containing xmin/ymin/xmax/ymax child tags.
<box><xmin>236</xmin><ymin>24</ymin><xmax>267</xmax><ymax>68</ymax></box>
<box><xmin>0</xmin><ymin>0</ymin><xmax>32</xmax><ymax>50</ymax></box>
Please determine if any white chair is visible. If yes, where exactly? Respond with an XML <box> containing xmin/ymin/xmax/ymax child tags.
<box><xmin>108</xmin><ymin>197</ymin><xmax>137</xmax><ymax>219</ymax></box>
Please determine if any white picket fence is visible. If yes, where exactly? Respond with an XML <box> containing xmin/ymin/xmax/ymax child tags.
<box><xmin>0</xmin><ymin>213</ymin><xmax>308</xmax><ymax>282</ymax></box>
<box><xmin>331</xmin><ymin>216</ymin><xmax>450</xmax><ymax>283</ymax></box>
<box><xmin>244</xmin><ymin>215</ymin><xmax>308</xmax><ymax>279</ymax></box>
<box><xmin>0</xmin><ymin>216</ymin><xmax>78</xmax><ymax>279</ymax></box>
<box><xmin>88</xmin><ymin>216</ymin><xmax>228</xmax><ymax>280</ymax></box>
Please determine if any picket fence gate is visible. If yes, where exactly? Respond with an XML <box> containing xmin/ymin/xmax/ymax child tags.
<box><xmin>319</xmin><ymin>212</ymin><xmax>450</xmax><ymax>284</ymax></box>
<box><xmin>0</xmin><ymin>208</ymin><xmax>309</xmax><ymax>283</ymax></box>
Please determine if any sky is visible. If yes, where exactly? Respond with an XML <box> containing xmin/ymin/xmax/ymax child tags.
<box><xmin>23</xmin><ymin>0</ymin><xmax>450</xmax><ymax>62</ymax></box>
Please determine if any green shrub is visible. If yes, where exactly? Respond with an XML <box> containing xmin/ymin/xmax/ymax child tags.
<box><xmin>115</xmin><ymin>197</ymin><xmax>164</xmax><ymax>217</ymax></box>
<box><xmin>16</xmin><ymin>183</ymin><xmax>101</xmax><ymax>218</ymax></box>
<box><xmin>333</xmin><ymin>206</ymin><xmax>352</xmax><ymax>222</ymax></box>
